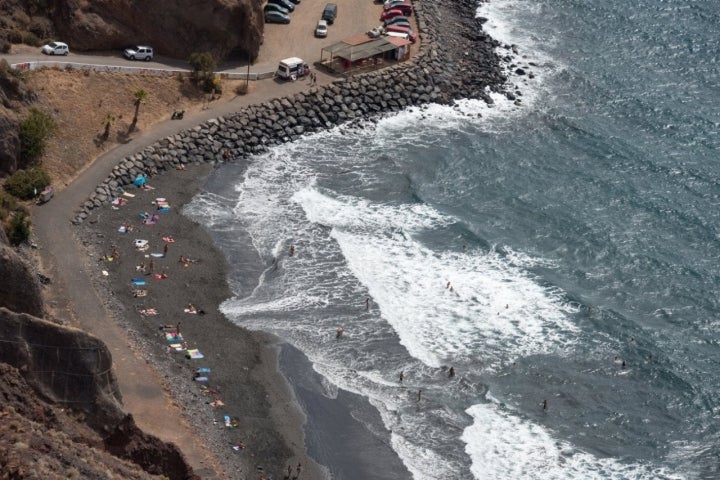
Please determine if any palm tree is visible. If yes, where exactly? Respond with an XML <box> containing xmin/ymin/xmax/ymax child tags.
<box><xmin>101</xmin><ymin>113</ymin><xmax>115</xmax><ymax>140</ymax></box>
<box><xmin>130</xmin><ymin>89</ymin><xmax>147</xmax><ymax>132</ymax></box>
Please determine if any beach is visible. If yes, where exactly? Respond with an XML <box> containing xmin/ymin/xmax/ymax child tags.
<box><xmin>75</xmin><ymin>163</ymin><xmax>329</xmax><ymax>479</ymax></box>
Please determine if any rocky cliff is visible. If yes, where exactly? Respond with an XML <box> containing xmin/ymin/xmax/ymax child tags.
<box><xmin>0</xmin><ymin>59</ymin><xmax>36</xmax><ymax>175</ymax></box>
<box><xmin>51</xmin><ymin>0</ymin><xmax>263</xmax><ymax>60</ymax></box>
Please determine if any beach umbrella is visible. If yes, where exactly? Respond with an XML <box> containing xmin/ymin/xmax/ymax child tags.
<box><xmin>134</xmin><ymin>175</ymin><xmax>146</xmax><ymax>187</ymax></box>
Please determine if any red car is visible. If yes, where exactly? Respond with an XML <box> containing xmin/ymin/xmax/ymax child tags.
<box><xmin>380</xmin><ymin>8</ymin><xmax>404</xmax><ymax>21</ymax></box>
<box><xmin>383</xmin><ymin>1</ymin><xmax>412</xmax><ymax>16</ymax></box>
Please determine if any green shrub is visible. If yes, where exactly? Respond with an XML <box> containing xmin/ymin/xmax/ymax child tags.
<box><xmin>7</xmin><ymin>210</ymin><xmax>30</xmax><ymax>245</ymax></box>
<box><xmin>188</xmin><ymin>52</ymin><xmax>216</xmax><ymax>92</ymax></box>
<box><xmin>4</xmin><ymin>167</ymin><xmax>51</xmax><ymax>200</ymax></box>
<box><xmin>19</xmin><ymin>108</ymin><xmax>56</xmax><ymax>165</ymax></box>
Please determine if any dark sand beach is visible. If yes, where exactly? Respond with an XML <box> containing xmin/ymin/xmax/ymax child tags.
<box><xmin>77</xmin><ymin>163</ymin><xmax>328</xmax><ymax>479</ymax></box>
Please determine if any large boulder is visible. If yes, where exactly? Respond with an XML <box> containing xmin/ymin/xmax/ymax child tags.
<box><xmin>51</xmin><ymin>0</ymin><xmax>264</xmax><ymax>61</ymax></box>
<box><xmin>0</xmin><ymin>244</ymin><xmax>44</xmax><ymax>318</ymax></box>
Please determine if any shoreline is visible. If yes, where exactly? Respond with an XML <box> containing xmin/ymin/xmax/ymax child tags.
<box><xmin>37</xmin><ymin>0</ymin><xmax>533</xmax><ymax>478</ymax></box>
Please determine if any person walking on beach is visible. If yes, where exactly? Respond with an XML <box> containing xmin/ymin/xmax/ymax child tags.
<box><xmin>365</xmin><ymin>297</ymin><xmax>370</xmax><ymax>311</ymax></box>
<box><xmin>399</xmin><ymin>371</ymin><xmax>404</xmax><ymax>384</ymax></box>
<box><xmin>148</xmin><ymin>258</ymin><xmax>154</xmax><ymax>274</ymax></box>
<box><xmin>543</xmin><ymin>399</ymin><xmax>548</xmax><ymax>411</ymax></box>
<box><xmin>417</xmin><ymin>389</ymin><xmax>422</xmax><ymax>402</ymax></box>
<box><xmin>163</xmin><ymin>243</ymin><xmax>168</xmax><ymax>257</ymax></box>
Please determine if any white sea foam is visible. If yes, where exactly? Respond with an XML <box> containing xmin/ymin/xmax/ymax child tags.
<box><xmin>462</xmin><ymin>402</ymin><xmax>684</xmax><ymax>480</ymax></box>
<box><xmin>294</xmin><ymin>187</ymin><xmax>576</xmax><ymax>368</ymax></box>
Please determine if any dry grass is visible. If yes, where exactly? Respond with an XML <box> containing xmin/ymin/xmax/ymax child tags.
<box><xmin>22</xmin><ymin>68</ymin><xmax>250</xmax><ymax>188</ymax></box>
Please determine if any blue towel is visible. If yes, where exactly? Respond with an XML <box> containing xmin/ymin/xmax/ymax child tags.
<box><xmin>131</xmin><ymin>278</ymin><xmax>147</xmax><ymax>286</ymax></box>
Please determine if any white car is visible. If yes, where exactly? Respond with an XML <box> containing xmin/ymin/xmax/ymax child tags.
<box><xmin>315</xmin><ymin>20</ymin><xmax>328</xmax><ymax>38</ymax></box>
<box><xmin>41</xmin><ymin>42</ymin><xmax>69</xmax><ymax>56</ymax></box>
<box><xmin>123</xmin><ymin>45</ymin><xmax>154</xmax><ymax>61</ymax></box>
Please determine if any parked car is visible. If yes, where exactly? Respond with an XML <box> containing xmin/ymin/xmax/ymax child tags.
<box><xmin>383</xmin><ymin>1</ymin><xmax>412</xmax><ymax>16</ymax></box>
<box><xmin>315</xmin><ymin>19</ymin><xmax>328</xmax><ymax>38</ymax></box>
<box><xmin>269</xmin><ymin>0</ymin><xmax>295</xmax><ymax>13</ymax></box>
<box><xmin>385</xmin><ymin>24</ymin><xmax>416</xmax><ymax>43</ymax></box>
<box><xmin>265</xmin><ymin>10</ymin><xmax>291</xmax><ymax>23</ymax></box>
<box><xmin>41</xmin><ymin>41</ymin><xmax>69</xmax><ymax>55</ymax></box>
<box><xmin>380</xmin><ymin>8</ymin><xmax>405</xmax><ymax>21</ymax></box>
<box><xmin>385</xmin><ymin>18</ymin><xmax>411</xmax><ymax>28</ymax></box>
<box><xmin>322</xmin><ymin>3</ymin><xmax>338</xmax><ymax>24</ymax></box>
<box><xmin>265</xmin><ymin>3</ymin><xmax>290</xmax><ymax>15</ymax></box>
<box><xmin>123</xmin><ymin>45</ymin><xmax>154</xmax><ymax>61</ymax></box>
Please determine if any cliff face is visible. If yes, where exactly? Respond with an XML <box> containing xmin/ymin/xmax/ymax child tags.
<box><xmin>0</xmin><ymin>363</ymin><xmax>159</xmax><ymax>480</ymax></box>
<box><xmin>0</xmin><ymin>244</ymin><xmax>44</xmax><ymax>318</ymax></box>
<box><xmin>51</xmin><ymin>0</ymin><xmax>264</xmax><ymax>60</ymax></box>
<box><xmin>0</xmin><ymin>59</ymin><xmax>37</xmax><ymax>175</ymax></box>
<box><xmin>0</xmin><ymin>226</ymin><xmax>197</xmax><ymax>479</ymax></box>
<box><xmin>0</xmin><ymin>308</ymin><xmax>197</xmax><ymax>479</ymax></box>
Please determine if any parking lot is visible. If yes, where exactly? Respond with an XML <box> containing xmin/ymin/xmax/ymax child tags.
<box><xmin>256</xmin><ymin>0</ymin><xmax>414</xmax><ymax>72</ymax></box>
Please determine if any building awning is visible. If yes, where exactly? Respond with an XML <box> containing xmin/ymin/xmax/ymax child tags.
<box><xmin>385</xmin><ymin>36</ymin><xmax>412</xmax><ymax>48</ymax></box>
<box><xmin>322</xmin><ymin>38</ymin><xmax>398</xmax><ymax>62</ymax></box>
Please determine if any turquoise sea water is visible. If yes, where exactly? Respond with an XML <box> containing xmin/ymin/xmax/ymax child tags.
<box><xmin>186</xmin><ymin>0</ymin><xmax>720</xmax><ymax>478</ymax></box>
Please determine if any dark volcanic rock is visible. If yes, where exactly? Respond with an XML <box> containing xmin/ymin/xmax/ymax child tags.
<box><xmin>51</xmin><ymin>0</ymin><xmax>264</xmax><ymax>61</ymax></box>
<box><xmin>0</xmin><ymin>244</ymin><xmax>44</xmax><ymax>318</ymax></box>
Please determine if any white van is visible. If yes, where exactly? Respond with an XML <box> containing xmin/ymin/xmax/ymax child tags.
<box><xmin>276</xmin><ymin>57</ymin><xmax>310</xmax><ymax>81</ymax></box>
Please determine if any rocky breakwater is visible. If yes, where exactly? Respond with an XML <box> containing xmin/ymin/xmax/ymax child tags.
<box><xmin>73</xmin><ymin>0</ymin><xmax>512</xmax><ymax>221</ymax></box>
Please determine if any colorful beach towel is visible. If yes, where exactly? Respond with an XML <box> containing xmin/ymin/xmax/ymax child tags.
<box><xmin>134</xmin><ymin>239</ymin><xmax>149</xmax><ymax>248</ymax></box>
<box><xmin>196</xmin><ymin>367</ymin><xmax>211</xmax><ymax>374</ymax></box>
<box><xmin>193</xmin><ymin>376</ymin><xmax>209</xmax><ymax>383</ymax></box>
<box><xmin>165</xmin><ymin>333</ymin><xmax>184</xmax><ymax>342</ymax></box>
<box><xmin>186</xmin><ymin>349</ymin><xmax>204</xmax><ymax>359</ymax></box>
<box><xmin>130</xmin><ymin>278</ymin><xmax>147</xmax><ymax>286</ymax></box>
<box><xmin>169</xmin><ymin>343</ymin><xmax>185</xmax><ymax>351</ymax></box>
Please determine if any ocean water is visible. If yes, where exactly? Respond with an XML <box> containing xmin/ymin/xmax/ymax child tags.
<box><xmin>185</xmin><ymin>0</ymin><xmax>720</xmax><ymax>478</ymax></box>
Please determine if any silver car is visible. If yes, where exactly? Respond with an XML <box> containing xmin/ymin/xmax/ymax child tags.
<box><xmin>123</xmin><ymin>45</ymin><xmax>154</xmax><ymax>61</ymax></box>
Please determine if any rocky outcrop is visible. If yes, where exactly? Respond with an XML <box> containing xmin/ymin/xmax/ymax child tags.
<box><xmin>0</xmin><ymin>308</ymin><xmax>197</xmax><ymax>479</ymax></box>
<box><xmin>51</xmin><ymin>0</ymin><xmax>263</xmax><ymax>61</ymax></box>
<box><xmin>0</xmin><ymin>363</ymin><xmax>160</xmax><ymax>480</ymax></box>
<box><xmin>0</xmin><ymin>59</ymin><xmax>37</xmax><ymax>174</ymax></box>
<box><xmin>0</xmin><ymin>244</ymin><xmax>44</xmax><ymax>318</ymax></box>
